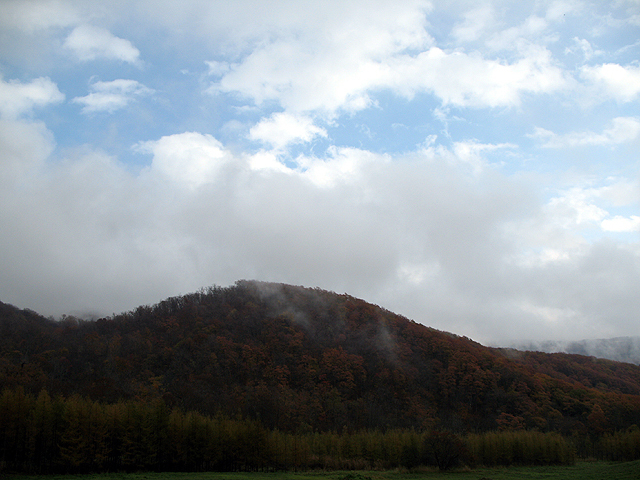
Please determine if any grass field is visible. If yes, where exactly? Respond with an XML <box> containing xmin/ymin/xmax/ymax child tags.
<box><xmin>4</xmin><ymin>461</ymin><xmax>640</xmax><ymax>480</ymax></box>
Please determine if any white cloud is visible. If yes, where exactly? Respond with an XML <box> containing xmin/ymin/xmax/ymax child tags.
<box><xmin>135</xmin><ymin>132</ymin><xmax>233</xmax><ymax>189</ymax></box>
<box><xmin>531</xmin><ymin>117</ymin><xmax>640</xmax><ymax>147</ymax></box>
<box><xmin>542</xmin><ymin>179</ymin><xmax>640</xmax><ymax>233</ymax></box>
<box><xmin>0</xmin><ymin>75</ymin><xmax>64</xmax><ymax>119</ymax></box>
<box><xmin>297</xmin><ymin>146</ymin><xmax>382</xmax><ymax>188</ymax></box>
<box><xmin>390</xmin><ymin>45</ymin><xmax>568</xmax><ymax>108</ymax></box>
<box><xmin>73</xmin><ymin>79</ymin><xmax>153</xmax><ymax>114</ymax></box>
<box><xmin>146</xmin><ymin>0</ymin><xmax>433</xmax><ymax>55</ymax></box>
<box><xmin>214</xmin><ymin>40</ymin><xmax>568</xmax><ymax>115</ymax></box>
<box><xmin>420</xmin><ymin>139</ymin><xmax>516</xmax><ymax>174</ymax></box>
<box><xmin>64</xmin><ymin>24</ymin><xmax>141</xmax><ymax>64</ymax></box>
<box><xmin>601</xmin><ymin>215</ymin><xmax>640</xmax><ymax>232</ymax></box>
<box><xmin>0</xmin><ymin>76</ymin><xmax>61</xmax><ymax>185</ymax></box>
<box><xmin>0</xmin><ymin>118</ymin><xmax>55</xmax><ymax>183</ymax></box>
<box><xmin>487</xmin><ymin>15</ymin><xmax>550</xmax><ymax>51</ymax></box>
<box><xmin>593</xmin><ymin>178</ymin><xmax>639</xmax><ymax>207</ymax></box>
<box><xmin>616</xmin><ymin>0</ymin><xmax>640</xmax><ymax>26</ymax></box>
<box><xmin>0</xmin><ymin>0</ymin><xmax>79</xmax><ymax>32</ymax></box>
<box><xmin>212</xmin><ymin>40</ymin><xmax>379</xmax><ymax>115</ymax></box>
<box><xmin>205</xmin><ymin>60</ymin><xmax>230</xmax><ymax>77</ymax></box>
<box><xmin>484</xmin><ymin>0</ymin><xmax>579</xmax><ymax>52</ymax></box>
<box><xmin>451</xmin><ymin>4</ymin><xmax>494</xmax><ymax>43</ymax></box>
<box><xmin>547</xmin><ymin>190</ymin><xmax>608</xmax><ymax>227</ymax></box>
<box><xmin>565</xmin><ymin>37</ymin><xmax>603</xmax><ymax>61</ymax></box>
<box><xmin>451</xmin><ymin>140</ymin><xmax>516</xmax><ymax>172</ymax></box>
<box><xmin>247</xmin><ymin>150</ymin><xmax>292</xmax><ymax>174</ymax></box>
<box><xmin>201</xmin><ymin>1</ymin><xmax>432</xmax><ymax>116</ymax></box>
<box><xmin>200</xmin><ymin>2</ymin><xmax>565</xmax><ymax>115</ymax></box>
<box><xmin>249</xmin><ymin>113</ymin><xmax>327</xmax><ymax>150</ymax></box>
<box><xmin>581</xmin><ymin>63</ymin><xmax>640</xmax><ymax>102</ymax></box>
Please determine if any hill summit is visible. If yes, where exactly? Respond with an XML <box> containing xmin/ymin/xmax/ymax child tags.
<box><xmin>2</xmin><ymin>280</ymin><xmax>640</xmax><ymax>434</ymax></box>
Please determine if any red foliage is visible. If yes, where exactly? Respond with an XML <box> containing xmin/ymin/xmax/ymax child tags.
<box><xmin>2</xmin><ymin>281</ymin><xmax>640</xmax><ymax>434</ymax></box>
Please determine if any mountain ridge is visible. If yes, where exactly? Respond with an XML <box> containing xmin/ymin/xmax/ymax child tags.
<box><xmin>2</xmin><ymin>280</ymin><xmax>640</xmax><ymax>434</ymax></box>
<box><xmin>503</xmin><ymin>337</ymin><xmax>640</xmax><ymax>365</ymax></box>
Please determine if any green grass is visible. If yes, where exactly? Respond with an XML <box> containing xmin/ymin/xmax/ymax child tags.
<box><xmin>5</xmin><ymin>461</ymin><xmax>640</xmax><ymax>480</ymax></box>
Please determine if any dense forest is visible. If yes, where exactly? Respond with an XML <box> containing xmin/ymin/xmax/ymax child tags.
<box><xmin>2</xmin><ymin>280</ymin><xmax>640</xmax><ymax>472</ymax></box>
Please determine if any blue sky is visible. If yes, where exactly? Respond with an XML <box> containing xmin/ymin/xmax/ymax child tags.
<box><xmin>0</xmin><ymin>0</ymin><xmax>638</xmax><ymax>343</ymax></box>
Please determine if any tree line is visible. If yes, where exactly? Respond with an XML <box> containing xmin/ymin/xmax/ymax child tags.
<box><xmin>5</xmin><ymin>387</ymin><xmax>639</xmax><ymax>474</ymax></box>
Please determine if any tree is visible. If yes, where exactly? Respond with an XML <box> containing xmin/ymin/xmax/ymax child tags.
<box><xmin>29</xmin><ymin>390</ymin><xmax>66</xmax><ymax>472</ymax></box>
<box><xmin>58</xmin><ymin>395</ymin><xmax>89</xmax><ymax>470</ymax></box>
<box><xmin>587</xmin><ymin>404</ymin><xmax>609</xmax><ymax>436</ymax></box>
<box><xmin>424</xmin><ymin>430</ymin><xmax>466</xmax><ymax>471</ymax></box>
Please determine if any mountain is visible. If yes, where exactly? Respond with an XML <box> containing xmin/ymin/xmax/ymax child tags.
<box><xmin>505</xmin><ymin>337</ymin><xmax>640</xmax><ymax>365</ymax></box>
<box><xmin>2</xmin><ymin>280</ymin><xmax>640</xmax><ymax>435</ymax></box>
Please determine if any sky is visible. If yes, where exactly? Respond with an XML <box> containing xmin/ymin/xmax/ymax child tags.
<box><xmin>0</xmin><ymin>0</ymin><xmax>639</xmax><ymax>345</ymax></box>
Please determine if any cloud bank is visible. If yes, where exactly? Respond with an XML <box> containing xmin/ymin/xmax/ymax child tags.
<box><xmin>0</xmin><ymin>0</ymin><xmax>638</xmax><ymax>345</ymax></box>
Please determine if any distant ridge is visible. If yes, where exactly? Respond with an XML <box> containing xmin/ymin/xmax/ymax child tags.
<box><xmin>506</xmin><ymin>337</ymin><xmax>640</xmax><ymax>365</ymax></box>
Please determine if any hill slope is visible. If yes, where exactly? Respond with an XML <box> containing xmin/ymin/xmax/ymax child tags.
<box><xmin>2</xmin><ymin>280</ymin><xmax>640</xmax><ymax>434</ymax></box>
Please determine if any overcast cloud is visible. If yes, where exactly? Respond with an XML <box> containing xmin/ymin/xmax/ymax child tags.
<box><xmin>0</xmin><ymin>0</ymin><xmax>638</xmax><ymax>344</ymax></box>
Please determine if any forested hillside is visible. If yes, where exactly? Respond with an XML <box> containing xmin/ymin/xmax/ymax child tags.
<box><xmin>3</xmin><ymin>280</ymin><xmax>640</xmax><ymax>435</ymax></box>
